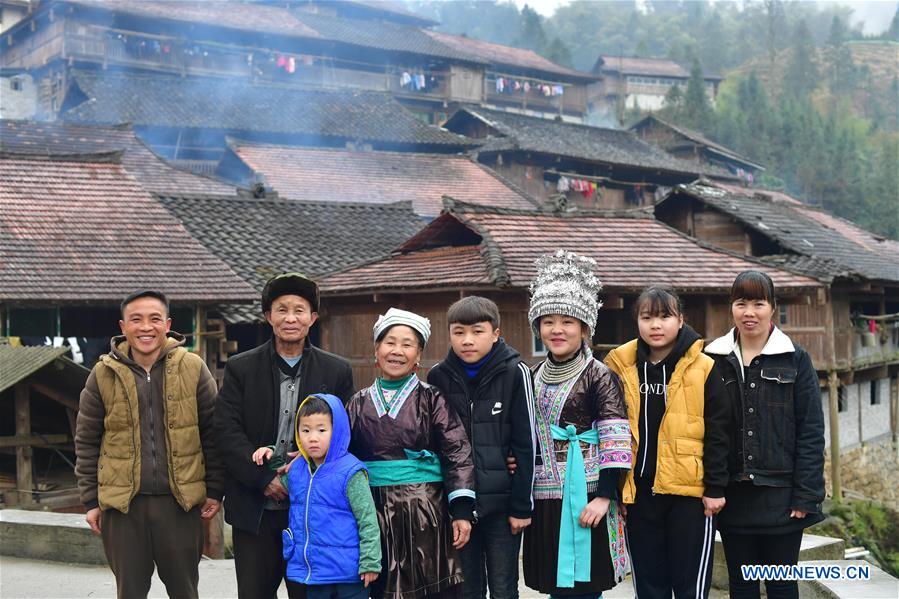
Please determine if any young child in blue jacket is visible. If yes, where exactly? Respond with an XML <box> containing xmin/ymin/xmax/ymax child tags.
<box><xmin>273</xmin><ymin>393</ymin><xmax>381</xmax><ymax>599</ymax></box>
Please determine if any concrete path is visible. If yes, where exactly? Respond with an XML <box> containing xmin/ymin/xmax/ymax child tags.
<box><xmin>0</xmin><ymin>555</ymin><xmax>733</xmax><ymax>599</ymax></box>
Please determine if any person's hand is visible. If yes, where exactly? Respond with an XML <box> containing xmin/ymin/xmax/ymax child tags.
<box><xmin>360</xmin><ymin>572</ymin><xmax>379</xmax><ymax>588</ymax></box>
<box><xmin>505</xmin><ymin>455</ymin><xmax>517</xmax><ymax>475</ymax></box>
<box><xmin>579</xmin><ymin>497</ymin><xmax>610</xmax><ymax>528</ymax></box>
<box><xmin>508</xmin><ymin>516</ymin><xmax>531</xmax><ymax>534</ymax></box>
<box><xmin>702</xmin><ymin>496</ymin><xmax>726</xmax><ymax>517</ymax></box>
<box><xmin>263</xmin><ymin>476</ymin><xmax>288</xmax><ymax>501</ymax></box>
<box><xmin>452</xmin><ymin>519</ymin><xmax>472</xmax><ymax>549</ymax></box>
<box><xmin>85</xmin><ymin>507</ymin><xmax>101</xmax><ymax>535</ymax></box>
<box><xmin>201</xmin><ymin>498</ymin><xmax>221</xmax><ymax>520</ymax></box>
<box><xmin>252</xmin><ymin>447</ymin><xmax>273</xmax><ymax>465</ymax></box>
<box><xmin>790</xmin><ymin>509</ymin><xmax>808</xmax><ymax>519</ymax></box>
<box><xmin>277</xmin><ymin>451</ymin><xmax>301</xmax><ymax>475</ymax></box>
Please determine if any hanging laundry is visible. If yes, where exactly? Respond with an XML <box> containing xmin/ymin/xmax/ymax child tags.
<box><xmin>553</xmin><ymin>84</ymin><xmax>564</xmax><ymax>96</ymax></box>
<box><xmin>287</xmin><ymin>56</ymin><xmax>296</xmax><ymax>73</ymax></box>
<box><xmin>401</xmin><ymin>71</ymin><xmax>412</xmax><ymax>87</ymax></box>
<box><xmin>523</xmin><ymin>81</ymin><xmax>531</xmax><ymax>93</ymax></box>
<box><xmin>276</xmin><ymin>55</ymin><xmax>287</xmax><ymax>68</ymax></box>
<box><xmin>67</xmin><ymin>337</ymin><xmax>84</xmax><ymax>364</ymax></box>
<box><xmin>557</xmin><ymin>176</ymin><xmax>571</xmax><ymax>192</ymax></box>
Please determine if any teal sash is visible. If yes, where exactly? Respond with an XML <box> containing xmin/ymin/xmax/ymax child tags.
<box><xmin>550</xmin><ymin>423</ymin><xmax>600</xmax><ymax>588</ymax></box>
<box><xmin>365</xmin><ymin>449</ymin><xmax>443</xmax><ymax>487</ymax></box>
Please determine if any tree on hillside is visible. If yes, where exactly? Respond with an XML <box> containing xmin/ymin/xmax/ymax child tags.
<box><xmin>683</xmin><ymin>58</ymin><xmax>713</xmax><ymax>130</ymax></box>
<box><xmin>886</xmin><ymin>6</ymin><xmax>899</xmax><ymax>42</ymax></box>
<box><xmin>515</xmin><ymin>5</ymin><xmax>547</xmax><ymax>54</ymax></box>
<box><xmin>782</xmin><ymin>20</ymin><xmax>819</xmax><ymax>99</ymax></box>
<box><xmin>662</xmin><ymin>83</ymin><xmax>683</xmax><ymax>116</ymax></box>
<box><xmin>763</xmin><ymin>0</ymin><xmax>787</xmax><ymax>66</ymax></box>
<box><xmin>544</xmin><ymin>37</ymin><xmax>573</xmax><ymax>68</ymax></box>
<box><xmin>825</xmin><ymin>15</ymin><xmax>859</xmax><ymax>98</ymax></box>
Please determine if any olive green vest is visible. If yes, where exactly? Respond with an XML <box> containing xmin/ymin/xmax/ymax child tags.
<box><xmin>605</xmin><ymin>338</ymin><xmax>714</xmax><ymax>503</ymax></box>
<box><xmin>94</xmin><ymin>346</ymin><xmax>206</xmax><ymax>513</ymax></box>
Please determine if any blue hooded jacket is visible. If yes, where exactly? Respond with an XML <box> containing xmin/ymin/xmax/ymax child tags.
<box><xmin>283</xmin><ymin>393</ymin><xmax>366</xmax><ymax>584</ymax></box>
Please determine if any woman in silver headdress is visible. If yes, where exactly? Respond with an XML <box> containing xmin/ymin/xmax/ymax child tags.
<box><xmin>346</xmin><ymin>308</ymin><xmax>475</xmax><ymax>599</ymax></box>
<box><xmin>522</xmin><ymin>250</ymin><xmax>633</xmax><ymax>599</ymax></box>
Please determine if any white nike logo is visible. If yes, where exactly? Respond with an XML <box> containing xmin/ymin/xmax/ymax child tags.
<box><xmin>491</xmin><ymin>402</ymin><xmax>502</xmax><ymax>415</ymax></box>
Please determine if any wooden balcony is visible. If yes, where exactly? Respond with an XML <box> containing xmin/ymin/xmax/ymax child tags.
<box><xmin>3</xmin><ymin>21</ymin><xmax>455</xmax><ymax>103</ymax></box>
<box><xmin>850</xmin><ymin>324</ymin><xmax>899</xmax><ymax>369</ymax></box>
<box><xmin>485</xmin><ymin>71</ymin><xmax>587</xmax><ymax>115</ymax></box>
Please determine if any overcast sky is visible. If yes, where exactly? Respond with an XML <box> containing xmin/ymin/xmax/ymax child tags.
<box><xmin>509</xmin><ymin>0</ymin><xmax>897</xmax><ymax>35</ymax></box>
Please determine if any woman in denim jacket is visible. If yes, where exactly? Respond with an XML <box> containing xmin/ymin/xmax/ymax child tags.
<box><xmin>705</xmin><ymin>271</ymin><xmax>825</xmax><ymax>599</ymax></box>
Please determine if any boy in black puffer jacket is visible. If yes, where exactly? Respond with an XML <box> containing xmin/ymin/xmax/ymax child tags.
<box><xmin>427</xmin><ymin>296</ymin><xmax>535</xmax><ymax>599</ymax></box>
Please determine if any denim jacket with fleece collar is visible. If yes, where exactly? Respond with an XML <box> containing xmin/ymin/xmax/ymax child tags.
<box><xmin>705</xmin><ymin>327</ymin><xmax>825</xmax><ymax>514</ymax></box>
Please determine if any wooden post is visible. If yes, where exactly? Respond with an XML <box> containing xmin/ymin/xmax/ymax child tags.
<box><xmin>14</xmin><ymin>383</ymin><xmax>34</xmax><ymax>506</ymax></box>
<box><xmin>194</xmin><ymin>305</ymin><xmax>206</xmax><ymax>362</ymax></box>
<box><xmin>704</xmin><ymin>296</ymin><xmax>715</xmax><ymax>340</ymax></box>
<box><xmin>828</xmin><ymin>371</ymin><xmax>842</xmax><ymax>503</ymax></box>
<box><xmin>891</xmin><ymin>374</ymin><xmax>898</xmax><ymax>446</ymax></box>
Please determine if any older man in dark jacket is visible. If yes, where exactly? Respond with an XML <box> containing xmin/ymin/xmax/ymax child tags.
<box><xmin>215</xmin><ymin>273</ymin><xmax>354</xmax><ymax>599</ymax></box>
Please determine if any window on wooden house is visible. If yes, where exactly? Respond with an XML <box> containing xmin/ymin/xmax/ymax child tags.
<box><xmin>837</xmin><ymin>385</ymin><xmax>847</xmax><ymax>413</ymax></box>
<box><xmin>531</xmin><ymin>334</ymin><xmax>547</xmax><ymax>357</ymax></box>
<box><xmin>779</xmin><ymin>305</ymin><xmax>788</xmax><ymax>325</ymax></box>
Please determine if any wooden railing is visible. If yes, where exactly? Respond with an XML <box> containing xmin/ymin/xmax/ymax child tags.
<box><xmin>8</xmin><ymin>23</ymin><xmax>455</xmax><ymax>101</ymax></box>
<box><xmin>485</xmin><ymin>70</ymin><xmax>587</xmax><ymax>114</ymax></box>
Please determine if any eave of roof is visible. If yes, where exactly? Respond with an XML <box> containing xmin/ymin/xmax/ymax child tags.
<box><xmin>0</xmin><ymin>344</ymin><xmax>89</xmax><ymax>393</ymax></box>
<box><xmin>630</xmin><ymin>115</ymin><xmax>765</xmax><ymax>171</ymax></box>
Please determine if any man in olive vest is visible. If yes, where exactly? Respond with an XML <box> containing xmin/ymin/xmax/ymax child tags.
<box><xmin>75</xmin><ymin>290</ymin><xmax>224</xmax><ymax>599</ymax></box>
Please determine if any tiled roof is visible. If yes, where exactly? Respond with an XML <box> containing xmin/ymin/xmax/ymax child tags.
<box><xmin>423</xmin><ymin>30</ymin><xmax>593</xmax><ymax>80</ymax></box>
<box><xmin>320</xmin><ymin>201</ymin><xmax>821</xmax><ymax>294</ymax></box>
<box><xmin>324</xmin><ymin>245</ymin><xmax>492</xmax><ymax>294</ymax></box>
<box><xmin>62</xmin><ymin>70</ymin><xmax>470</xmax><ymax>148</ymax></box>
<box><xmin>158</xmin><ymin>195</ymin><xmax>424</xmax><ymax>322</ymax></box>
<box><xmin>446</xmin><ymin>107</ymin><xmax>710</xmax><ymax>176</ymax></box>
<box><xmin>228</xmin><ymin>142</ymin><xmax>538</xmax><ymax>217</ymax></box>
<box><xmin>61</xmin><ymin>1</ymin><xmax>473</xmax><ymax>63</ymax></box>
<box><xmin>0</xmin><ymin>157</ymin><xmax>256</xmax><ymax>303</ymax></box>
<box><xmin>0</xmin><ymin>344</ymin><xmax>71</xmax><ymax>393</ymax></box>
<box><xmin>630</xmin><ymin>115</ymin><xmax>765</xmax><ymax>171</ymax></box>
<box><xmin>666</xmin><ymin>182</ymin><xmax>899</xmax><ymax>283</ymax></box>
<box><xmin>288</xmin><ymin>11</ymin><xmax>482</xmax><ymax>63</ymax></box>
<box><xmin>0</xmin><ymin>119</ymin><xmax>237</xmax><ymax>196</ymax></box>
<box><xmin>757</xmin><ymin>254</ymin><xmax>849</xmax><ymax>281</ymax></box>
<box><xmin>333</xmin><ymin>0</ymin><xmax>439</xmax><ymax>27</ymax></box>
<box><xmin>65</xmin><ymin>0</ymin><xmax>323</xmax><ymax>39</ymax></box>
<box><xmin>594</xmin><ymin>56</ymin><xmax>690</xmax><ymax>78</ymax></box>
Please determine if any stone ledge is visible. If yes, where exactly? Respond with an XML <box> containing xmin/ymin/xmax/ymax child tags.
<box><xmin>798</xmin><ymin>560</ymin><xmax>899</xmax><ymax>599</ymax></box>
<box><xmin>0</xmin><ymin>509</ymin><xmax>106</xmax><ymax>565</ymax></box>
<box><xmin>713</xmin><ymin>532</ymin><xmax>845</xmax><ymax>589</ymax></box>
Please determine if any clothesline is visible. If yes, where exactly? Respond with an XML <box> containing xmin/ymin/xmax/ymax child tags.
<box><xmin>545</xmin><ymin>169</ymin><xmax>656</xmax><ymax>188</ymax></box>
<box><xmin>493</xmin><ymin>76</ymin><xmax>564</xmax><ymax>97</ymax></box>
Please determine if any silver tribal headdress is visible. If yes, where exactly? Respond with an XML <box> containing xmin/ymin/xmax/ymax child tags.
<box><xmin>528</xmin><ymin>250</ymin><xmax>603</xmax><ymax>338</ymax></box>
